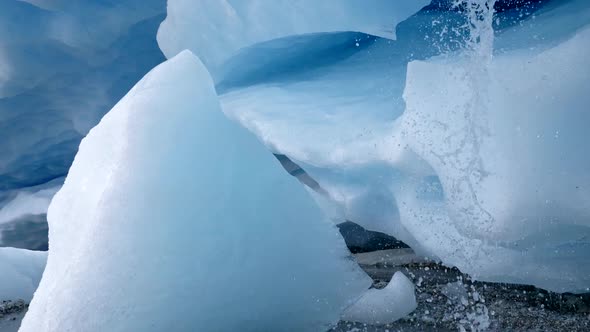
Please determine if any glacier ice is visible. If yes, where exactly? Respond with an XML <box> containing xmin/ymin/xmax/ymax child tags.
<box><xmin>0</xmin><ymin>247</ymin><xmax>46</xmax><ymax>302</ymax></box>
<box><xmin>0</xmin><ymin>181</ymin><xmax>60</xmax><ymax>249</ymax></box>
<box><xmin>398</xmin><ymin>22</ymin><xmax>590</xmax><ymax>292</ymax></box>
<box><xmin>210</xmin><ymin>1</ymin><xmax>590</xmax><ymax>292</ymax></box>
<box><xmin>342</xmin><ymin>272</ymin><xmax>417</xmax><ymax>325</ymax></box>
<box><xmin>20</xmin><ymin>51</ymin><xmax>375</xmax><ymax>332</ymax></box>
<box><xmin>0</xmin><ymin>2</ymin><xmax>588</xmax><ymax>330</ymax></box>
<box><xmin>157</xmin><ymin>0</ymin><xmax>430</xmax><ymax>73</ymax></box>
<box><xmin>0</xmin><ymin>185</ymin><xmax>60</xmax><ymax>227</ymax></box>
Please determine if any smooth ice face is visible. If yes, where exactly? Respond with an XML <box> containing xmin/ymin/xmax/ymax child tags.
<box><xmin>157</xmin><ymin>0</ymin><xmax>429</xmax><ymax>72</ymax></box>
<box><xmin>20</xmin><ymin>51</ymin><xmax>371</xmax><ymax>332</ymax></box>
<box><xmin>0</xmin><ymin>181</ymin><xmax>59</xmax><ymax>249</ymax></box>
<box><xmin>0</xmin><ymin>186</ymin><xmax>59</xmax><ymax>227</ymax></box>
<box><xmin>0</xmin><ymin>247</ymin><xmax>46</xmax><ymax>302</ymax></box>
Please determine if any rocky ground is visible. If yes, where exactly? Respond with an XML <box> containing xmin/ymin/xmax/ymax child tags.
<box><xmin>332</xmin><ymin>249</ymin><xmax>590</xmax><ymax>332</ymax></box>
<box><xmin>1</xmin><ymin>249</ymin><xmax>588</xmax><ymax>332</ymax></box>
<box><xmin>0</xmin><ymin>300</ymin><xmax>27</xmax><ymax>332</ymax></box>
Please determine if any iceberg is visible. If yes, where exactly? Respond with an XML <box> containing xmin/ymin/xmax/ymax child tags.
<box><xmin>20</xmin><ymin>51</ymin><xmax>376</xmax><ymax>331</ymax></box>
<box><xmin>157</xmin><ymin>0</ymin><xmax>430</xmax><ymax>72</ymax></box>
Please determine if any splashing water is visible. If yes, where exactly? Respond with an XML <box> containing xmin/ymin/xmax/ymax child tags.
<box><xmin>457</xmin><ymin>0</ymin><xmax>497</xmax><ymax>61</ymax></box>
<box><xmin>444</xmin><ymin>0</ymin><xmax>498</xmax><ymax>237</ymax></box>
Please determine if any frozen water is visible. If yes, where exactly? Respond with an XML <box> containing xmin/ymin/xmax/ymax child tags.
<box><xmin>0</xmin><ymin>186</ymin><xmax>59</xmax><ymax>227</ymax></box>
<box><xmin>214</xmin><ymin>1</ymin><xmax>590</xmax><ymax>292</ymax></box>
<box><xmin>0</xmin><ymin>247</ymin><xmax>46</xmax><ymax>302</ymax></box>
<box><xmin>0</xmin><ymin>178</ymin><xmax>62</xmax><ymax>248</ymax></box>
<box><xmin>157</xmin><ymin>0</ymin><xmax>430</xmax><ymax>73</ymax></box>
<box><xmin>342</xmin><ymin>272</ymin><xmax>417</xmax><ymax>324</ymax></box>
<box><xmin>0</xmin><ymin>2</ymin><xmax>587</xmax><ymax>328</ymax></box>
<box><xmin>20</xmin><ymin>51</ymin><xmax>373</xmax><ymax>332</ymax></box>
<box><xmin>0</xmin><ymin>0</ymin><xmax>166</xmax><ymax>194</ymax></box>
<box><xmin>397</xmin><ymin>2</ymin><xmax>590</xmax><ymax>292</ymax></box>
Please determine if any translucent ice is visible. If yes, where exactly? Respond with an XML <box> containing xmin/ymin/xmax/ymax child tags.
<box><xmin>0</xmin><ymin>0</ymin><xmax>166</xmax><ymax>193</ymax></box>
<box><xmin>0</xmin><ymin>247</ymin><xmax>46</xmax><ymax>302</ymax></box>
<box><xmin>214</xmin><ymin>1</ymin><xmax>590</xmax><ymax>292</ymax></box>
<box><xmin>157</xmin><ymin>0</ymin><xmax>430</xmax><ymax>72</ymax></box>
<box><xmin>20</xmin><ymin>51</ymin><xmax>373</xmax><ymax>332</ymax></box>
<box><xmin>342</xmin><ymin>272</ymin><xmax>417</xmax><ymax>324</ymax></box>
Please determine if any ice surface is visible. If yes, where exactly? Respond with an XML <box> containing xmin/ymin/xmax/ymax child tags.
<box><xmin>0</xmin><ymin>178</ymin><xmax>62</xmax><ymax>248</ymax></box>
<box><xmin>0</xmin><ymin>0</ymin><xmax>587</xmax><ymax>322</ymax></box>
<box><xmin>218</xmin><ymin>33</ymin><xmax>423</xmax><ymax>244</ymax></box>
<box><xmin>157</xmin><ymin>0</ymin><xmax>429</xmax><ymax>72</ymax></box>
<box><xmin>397</xmin><ymin>16</ymin><xmax>590</xmax><ymax>293</ymax></box>
<box><xmin>0</xmin><ymin>186</ymin><xmax>59</xmax><ymax>227</ymax></box>
<box><xmin>20</xmin><ymin>51</ymin><xmax>373</xmax><ymax>332</ymax></box>
<box><xmin>215</xmin><ymin>1</ymin><xmax>590</xmax><ymax>292</ymax></box>
<box><xmin>0</xmin><ymin>184</ymin><xmax>58</xmax><ymax>249</ymax></box>
<box><xmin>0</xmin><ymin>247</ymin><xmax>46</xmax><ymax>302</ymax></box>
<box><xmin>341</xmin><ymin>272</ymin><xmax>417</xmax><ymax>324</ymax></box>
<box><xmin>0</xmin><ymin>0</ymin><xmax>166</xmax><ymax>194</ymax></box>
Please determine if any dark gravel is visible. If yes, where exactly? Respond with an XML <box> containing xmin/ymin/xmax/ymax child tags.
<box><xmin>332</xmin><ymin>251</ymin><xmax>590</xmax><ymax>332</ymax></box>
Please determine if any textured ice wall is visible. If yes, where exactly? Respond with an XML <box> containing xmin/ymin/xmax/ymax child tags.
<box><xmin>20</xmin><ymin>51</ymin><xmax>372</xmax><ymax>332</ymax></box>
<box><xmin>157</xmin><ymin>0</ymin><xmax>430</xmax><ymax>72</ymax></box>
<box><xmin>399</xmin><ymin>22</ymin><xmax>590</xmax><ymax>293</ymax></box>
<box><xmin>212</xmin><ymin>0</ymin><xmax>590</xmax><ymax>292</ymax></box>
<box><xmin>0</xmin><ymin>181</ymin><xmax>59</xmax><ymax>250</ymax></box>
<box><xmin>1</xmin><ymin>0</ymin><xmax>432</xmax><ymax>250</ymax></box>
<box><xmin>0</xmin><ymin>0</ymin><xmax>167</xmax><ymax>248</ymax></box>
<box><xmin>0</xmin><ymin>247</ymin><xmax>46</xmax><ymax>302</ymax></box>
<box><xmin>0</xmin><ymin>0</ymin><xmax>166</xmax><ymax>193</ymax></box>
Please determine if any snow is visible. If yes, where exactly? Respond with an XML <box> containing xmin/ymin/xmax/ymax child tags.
<box><xmin>157</xmin><ymin>0</ymin><xmax>430</xmax><ymax>72</ymax></box>
<box><xmin>20</xmin><ymin>51</ymin><xmax>374</xmax><ymax>332</ymax></box>
<box><xmin>342</xmin><ymin>272</ymin><xmax>417</xmax><ymax>324</ymax></box>
<box><xmin>0</xmin><ymin>247</ymin><xmax>46</xmax><ymax>302</ymax></box>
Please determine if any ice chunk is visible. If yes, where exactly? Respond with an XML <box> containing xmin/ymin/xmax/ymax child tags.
<box><xmin>216</xmin><ymin>1</ymin><xmax>590</xmax><ymax>293</ymax></box>
<box><xmin>341</xmin><ymin>272</ymin><xmax>416</xmax><ymax>324</ymax></box>
<box><xmin>157</xmin><ymin>0</ymin><xmax>429</xmax><ymax>72</ymax></box>
<box><xmin>218</xmin><ymin>33</ymin><xmax>427</xmax><ymax>248</ymax></box>
<box><xmin>0</xmin><ymin>247</ymin><xmax>46</xmax><ymax>302</ymax></box>
<box><xmin>20</xmin><ymin>51</ymin><xmax>372</xmax><ymax>332</ymax></box>
<box><xmin>397</xmin><ymin>23</ymin><xmax>590</xmax><ymax>293</ymax></box>
<box><xmin>0</xmin><ymin>179</ymin><xmax>61</xmax><ymax>249</ymax></box>
<box><xmin>441</xmin><ymin>281</ymin><xmax>469</xmax><ymax>305</ymax></box>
